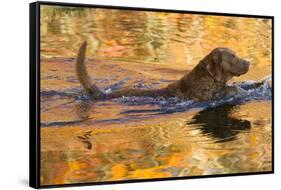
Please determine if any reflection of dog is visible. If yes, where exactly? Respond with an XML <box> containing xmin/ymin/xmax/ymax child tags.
<box><xmin>76</xmin><ymin>41</ymin><xmax>250</xmax><ymax>101</ymax></box>
<box><xmin>187</xmin><ymin>105</ymin><xmax>251</xmax><ymax>142</ymax></box>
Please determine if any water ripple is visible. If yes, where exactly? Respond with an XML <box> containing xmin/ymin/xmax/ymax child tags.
<box><xmin>41</xmin><ymin>76</ymin><xmax>272</xmax><ymax>115</ymax></box>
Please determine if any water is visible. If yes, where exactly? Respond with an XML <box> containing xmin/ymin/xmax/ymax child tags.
<box><xmin>40</xmin><ymin>6</ymin><xmax>272</xmax><ymax>185</ymax></box>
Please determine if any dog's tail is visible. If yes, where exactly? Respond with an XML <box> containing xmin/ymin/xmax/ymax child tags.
<box><xmin>76</xmin><ymin>41</ymin><xmax>105</xmax><ymax>99</ymax></box>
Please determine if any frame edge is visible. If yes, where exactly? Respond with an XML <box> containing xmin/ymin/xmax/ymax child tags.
<box><xmin>37</xmin><ymin>0</ymin><xmax>274</xmax><ymax>19</ymax></box>
<box><xmin>29</xmin><ymin>1</ymin><xmax>40</xmax><ymax>189</ymax></box>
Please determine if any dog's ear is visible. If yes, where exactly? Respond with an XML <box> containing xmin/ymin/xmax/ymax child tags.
<box><xmin>206</xmin><ymin>49</ymin><xmax>232</xmax><ymax>82</ymax></box>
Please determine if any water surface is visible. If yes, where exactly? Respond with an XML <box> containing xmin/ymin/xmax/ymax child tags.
<box><xmin>40</xmin><ymin>6</ymin><xmax>272</xmax><ymax>185</ymax></box>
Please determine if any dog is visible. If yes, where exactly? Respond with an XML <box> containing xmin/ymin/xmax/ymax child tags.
<box><xmin>76</xmin><ymin>41</ymin><xmax>250</xmax><ymax>101</ymax></box>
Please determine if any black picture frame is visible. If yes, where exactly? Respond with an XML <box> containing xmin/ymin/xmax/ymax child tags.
<box><xmin>30</xmin><ymin>1</ymin><xmax>274</xmax><ymax>189</ymax></box>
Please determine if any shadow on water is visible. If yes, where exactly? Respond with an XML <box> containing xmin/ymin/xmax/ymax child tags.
<box><xmin>187</xmin><ymin>104</ymin><xmax>251</xmax><ymax>143</ymax></box>
<box><xmin>73</xmin><ymin>100</ymin><xmax>252</xmax><ymax>145</ymax></box>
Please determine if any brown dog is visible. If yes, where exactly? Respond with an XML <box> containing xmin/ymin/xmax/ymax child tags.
<box><xmin>76</xmin><ymin>41</ymin><xmax>250</xmax><ymax>101</ymax></box>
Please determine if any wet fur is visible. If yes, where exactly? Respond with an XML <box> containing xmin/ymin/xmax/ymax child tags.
<box><xmin>76</xmin><ymin>41</ymin><xmax>249</xmax><ymax>101</ymax></box>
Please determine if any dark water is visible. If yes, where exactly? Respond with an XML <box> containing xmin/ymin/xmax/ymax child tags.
<box><xmin>40</xmin><ymin>6</ymin><xmax>272</xmax><ymax>185</ymax></box>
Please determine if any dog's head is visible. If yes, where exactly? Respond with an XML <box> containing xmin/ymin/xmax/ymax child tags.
<box><xmin>206</xmin><ymin>47</ymin><xmax>250</xmax><ymax>82</ymax></box>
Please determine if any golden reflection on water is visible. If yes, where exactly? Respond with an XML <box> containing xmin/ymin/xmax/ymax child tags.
<box><xmin>40</xmin><ymin>5</ymin><xmax>272</xmax><ymax>186</ymax></box>
<box><xmin>40</xmin><ymin>6</ymin><xmax>272</xmax><ymax>68</ymax></box>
